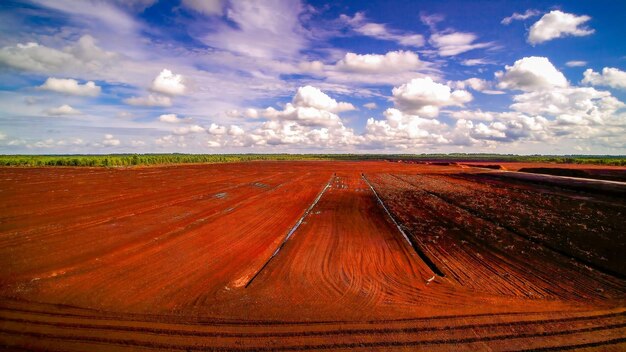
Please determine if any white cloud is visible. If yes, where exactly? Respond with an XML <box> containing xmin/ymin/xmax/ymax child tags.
<box><xmin>363</xmin><ymin>108</ymin><xmax>448</xmax><ymax>148</ymax></box>
<box><xmin>341</xmin><ymin>12</ymin><xmax>425</xmax><ymax>47</ymax></box>
<box><xmin>496</xmin><ymin>56</ymin><xmax>568</xmax><ymax>91</ymax></box>
<box><xmin>201</xmin><ymin>0</ymin><xmax>308</xmax><ymax>59</ymax></box>
<box><xmin>158</xmin><ymin>113</ymin><xmax>191</xmax><ymax>123</ymax></box>
<box><xmin>112</xmin><ymin>0</ymin><xmax>157</xmax><ymax>12</ymax></box>
<box><xmin>38</xmin><ymin>77</ymin><xmax>101</xmax><ymax>96</ymax></box>
<box><xmin>363</xmin><ymin>102</ymin><xmax>377</xmax><ymax>110</ymax></box>
<box><xmin>420</xmin><ymin>13</ymin><xmax>445</xmax><ymax>31</ymax></box>
<box><xmin>150</xmin><ymin>69</ymin><xmax>186</xmax><ymax>96</ymax></box>
<box><xmin>181</xmin><ymin>0</ymin><xmax>223</xmax><ymax>15</ymax></box>
<box><xmin>429</xmin><ymin>32</ymin><xmax>492</xmax><ymax>56</ymax></box>
<box><xmin>461</xmin><ymin>58</ymin><xmax>494</xmax><ymax>66</ymax></box>
<box><xmin>446</xmin><ymin>113</ymin><xmax>552</xmax><ymax>146</ymax></box>
<box><xmin>207</xmin><ymin>123</ymin><xmax>226</xmax><ymax>135</ymax></box>
<box><xmin>451</xmin><ymin>78</ymin><xmax>505</xmax><ymax>95</ymax></box>
<box><xmin>45</xmin><ymin>104</ymin><xmax>81</xmax><ymax>116</ymax></box>
<box><xmin>292</xmin><ymin>86</ymin><xmax>355</xmax><ymax>113</ymax></box>
<box><xmin>501</xmin><ymin>9</ymin><xmax>541</xmax><ymax>25</ymax></box>
<box><xmin>392</xmin><ymin>77</ymin><xmax>472</xmax><ymax>117</ymax></box>
<box><xmin>451</xmin><ymin>78</ymin><xmax>488</xmax><ymax>91</ymax></box>
<box><xmin>103</xmin><ymin>134</ymin><xmax>120</xmax><ymax>146</ymax></box>
<box><xmin>528</xmin><ymin>10</ymin><xmax>594</xmax><ymax>45</ymax></box>
<box><xmin>244</xmin><ymin>108</ymin><xmax>259</xmax><ymax>118</ymax></box>
<box><xmin>259</xmin><ymin>86</ymin><xmax>353</xmax><ymax>128</ymax></box>
<box><xmin>174</xmin><ymin>124</ymin><xmax>205</xmax><ymax>135</ymax></box>
<box><xmin>310</xmin><ymin>50</ymin><xmax>434</xmax><ymax>86</ymax></box>
<box><xmin>155</xmin><ymin>134</ymin><xmax>186</xmax><ymax>147</ymax></box>
<box><xmin>336</xmin><ymin>51</ymin><xmax>422</xmax><ymax>73</ymax></box>
<box><xmin>235</xmin><ymin>86</ymin><xmax>361</xmax><ymax>148</ymax></box>
<box><xmin>510</xmin><ymin>87</ymin><xmax>624</xmax><ymax>125</ymax></box>
<box><xmin>228</xmin><ymin>125</ymin><xmax>245</xmax><ymax>136</ymax></box>
<box><xmin>0</xmin><ymin>35</ymin><xmax>116</xmax><ymax>74</ymax></box>
<box><xmin>262</xmin><ymin>105</ymin><xmax>343</xmax><ymax>128</ymax></box>
<box><xmin>124</xmin><ymin>94</ymin><xmax>172</xmax><ymax>107</ymax></box>
<box><xmin>582</xmin><ymin>67</ymin><xmax>626</xmax><ymax>89</ymax></box>
<box><xmin>449</xmin><ymin>110</ymin><xmax>497</xmax><ymax>122</ymax></box>
<box><xmin>565</xmin><ymin>60</ymin><xmax>587</xmax><ymax>67</ymax></box>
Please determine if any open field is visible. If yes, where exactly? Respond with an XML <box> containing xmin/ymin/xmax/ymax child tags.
<box><xmin>1</xmin><ymin>161</ymin><xmax>625</xmax><ymax>351</ymax></box>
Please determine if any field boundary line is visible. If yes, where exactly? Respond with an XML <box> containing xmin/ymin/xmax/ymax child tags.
<box><xmin>244</xmin><ymin>174</ymin><xmax>335</xmax><ymax>288</ymax></box>
<box><xmin>361</xmin><ymin>174</ymin><xmax>445</xmax><ymax>277</ymax></box>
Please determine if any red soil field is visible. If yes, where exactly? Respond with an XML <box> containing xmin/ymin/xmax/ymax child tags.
<box><xmin>1</xmin><ymin>161</ymin><xmax>625</xmax><ymax>351</ymax></box>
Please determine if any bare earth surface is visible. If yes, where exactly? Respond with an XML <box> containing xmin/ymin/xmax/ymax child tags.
<box><xmin>0</xmin><ymin>161</ymin><xmax>625</xmax><ymax>351</ymax></box>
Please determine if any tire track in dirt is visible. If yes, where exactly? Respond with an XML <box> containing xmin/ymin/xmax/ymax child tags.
<box><xmin>245</xmin><ymin>174</ymin><xmax>335</xmax><ymax>287</ymax></box>
<box><xmin>0</xmin><ymin>172</ymin><xmax>300</xmax><ymax>281</ymax></box>
<box><xmin>242</xmin><ymin>172</ymin><xmax>437</xmax><ymax>320</ymax></box>
<box><xmin>1</xmin><ymin>310</ymin><xmax>624</xmax><ymax>338</ymax></box>
<box><xmin>0</xmin><ymin>322</ymin><xmax>624</xmax><ymax>351</ymax></box>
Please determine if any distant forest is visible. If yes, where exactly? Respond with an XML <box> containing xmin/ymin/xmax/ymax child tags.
<box><xmin>0</xmin><ymin>153</ymin><xmax>625</xmax><ymax>167</ymax></box>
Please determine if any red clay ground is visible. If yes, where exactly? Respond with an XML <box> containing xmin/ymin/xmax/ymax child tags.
<box><xmin>0</xmin><ymin>161</ymin><xmax>625</xmax><ymax>351</ymax></box>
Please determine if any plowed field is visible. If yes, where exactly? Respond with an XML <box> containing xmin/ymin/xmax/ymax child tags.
<box><xmin>1</xmin><ymin>161</ymin><xmax>625</xmax><ymax>351</ymax></box>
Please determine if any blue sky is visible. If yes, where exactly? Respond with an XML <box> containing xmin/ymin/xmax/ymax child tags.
<box><xmin>1</xmin><ymin>0</ymin><xmax>625</xmax><ymax>154</ymax></box>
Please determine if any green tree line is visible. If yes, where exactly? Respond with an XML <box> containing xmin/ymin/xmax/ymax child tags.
<box><xmin>0</xmin><ymin>153</ymin><xmax>624</xmax><ymax>167</ymax></box>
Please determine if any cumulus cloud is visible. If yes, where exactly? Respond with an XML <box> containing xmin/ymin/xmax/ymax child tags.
<box><xmin>451</xmin><ymin>78</ymin><xmax>488</xmax><ymax>91</ymax></box>
<box><xmin>45</xmin><ymin>104</ymin><xmax>81</xmax><ymax>116</ymax></box>
<box><xmin>150</xmin><ymin>69</ymin><xmax>186</xmax><ymax>96</ymax></box>
<box><xmin>429</xmin><ymin>32</ymin><xmax>492</xmax><ymax>56</ymax></box>
<box><xmin>528</xmin><ymin>10</ymin><xmax>594</xmax><ymax>45</ymax></box>
<box><xmin>181</xmin><ymin>0</ymin><xmax>223</xmax><ymax>15</ymax></box>
<box><xmin>445</xmin><ymin>112</ymin><xmax>553</xmax><ymax>146</ymax></box>
<box><xmin>496</xmin><ymin>56</ymin><xmax>568</xmax><ymax>91</ymax></box>
<box><xmin>566</xmin><ymin>60</ymin><xmax>587</xmax><ymax>67</ymax></box>
<box><xmin>501</xmin><ymin>9</ymin><xmax>541</xmax><ymax>25</ymax></box>
<box><xmin>363</xmin><ymin>102</ymin><xmax>378</xmax><ymax>110</ymax></box>
<box><xmin>0</xmin><ymin>35</ymin><xmax>116</xmax><ymax>74</ymax></box>
<box><xmin>158</xmin><ymin>114</ymin><xmax>192</xmax><ymax>123</ymax></box>
<box><xmin>174</xmin><ymin>124</ymin><xmax>205</xmax><ymax>135</ymax></box>
<box><xmin>38</xmin><ymin>77</ymin><xmax>101</xmax><ymax>96</ymax></box>
<box><xmin>310</xmin><ymin>50</ymin><xmax>433</xmax><ymax>86</ymax></box>
<box><xmin>341</xmin><ymin>12</ymin><xmax>425</xmax><ymax>47</ymax></box>
<box><xmin>124</xmin><ymin>94</ymin><xmax>172</xmax><ymax>107</ymax></box>
<box><xmin>582</xmin><ymin>67</ymin><xmax>626</xmax><ymax>89</ymax></box>
<box><xmin>262</xmin><ymin>105</ymin><xmax>343</xmax><ymax>128</ymax></box>
<box><xmin>102</xmin><ymin>134</ymin><xmax>120</xmax><ymax>146</ymax></box>
<box><xmin>232</xmin><ymin>86</ymin><xmax>361</xmax><ymax>148</ymax></box>
<box><xmin>292</xmin><ymin>86</ymin><xmax>355</xmax><ymax>113</ymax></box>
<box><xmin>363</xmin><ymin>108</ymin><xmax>448</xmax><ymax>148</ymax></box>
<box><xmin>451</xmin><ymin>78</ymin><xmax>505</xmax><ymax>95</ymax></box>
<box><xmin>155</xmin><ymin>134</ymin><xmax>186</xmax><ymax>147</ymax></box>
<box><xmin>228</xmin><ymin>125</ymin><xmax>245</xmax><ymax>136</ymax></box>
<box><xmin>449</xmin><ymin>110</ymin><xmax>497</xmax><ymax>122</ymax></box>
<box><xmin>258</xmin><ymin>86</ymin><xmax>355</xmax><ymax>128</ymax></box>
<box><xmin>336</xmin><ymin>51</ymin><xmax>422</xmax><ymax>74</ymax></box>
<box><xmin>392</xmin><ymin>77</ymin><xmax>472</xmax><ymax>117</ymax></box>
<box><xmin>510</xmin><ymin>87</ymin><xmax>624</xmax><ymax>125</ymax></box>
